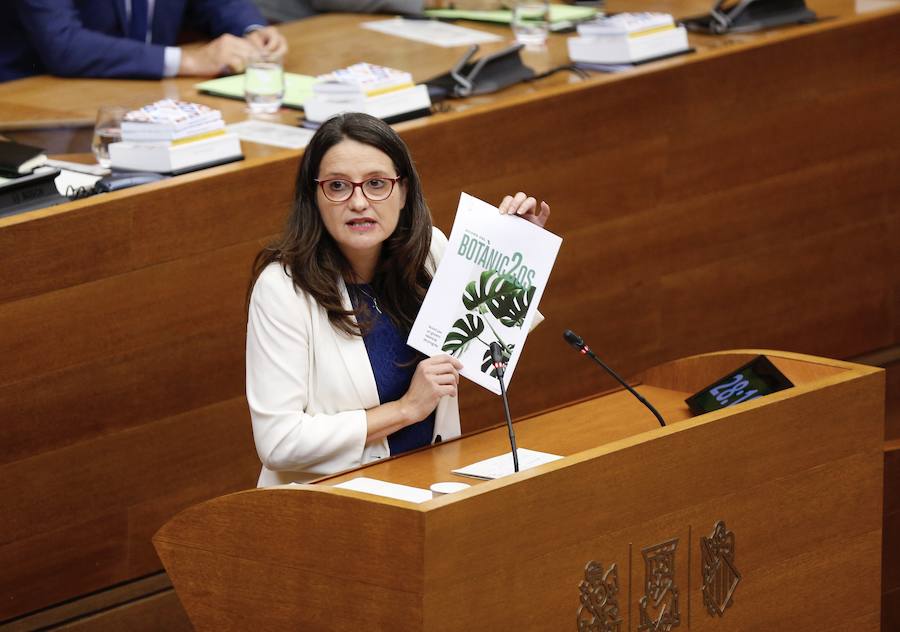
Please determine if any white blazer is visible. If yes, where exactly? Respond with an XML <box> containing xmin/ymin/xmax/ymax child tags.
<box><xmin>246</xmin><ymin>227</ymin><xmax>459</xmax><ymax>487</ymax></box>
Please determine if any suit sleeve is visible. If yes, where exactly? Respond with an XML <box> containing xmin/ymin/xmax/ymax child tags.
<box><xmin>246</xmin><ymin>266</ymin><xmax>369</xmax><ymax>476</ymax></box>
<box><xmin>187</xmin><ymin>0</ymin><xmax>268</xmax><ymax>36</ymax></box>
<box><xmin>15</xmin><ymin>0</ymin><xmax>166</xmax><ymax>78</ymax></box>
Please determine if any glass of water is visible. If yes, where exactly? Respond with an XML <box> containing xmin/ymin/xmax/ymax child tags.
<box><xmin>512</xmin><ymin>0</ymin><xmax>551</xmax><ymax>48</ymax></box>
<box><xmin>91</xmin><ymin>105</ymin><xmax>126</xmax><ymax>168</ymax></box>
<box><xmin>245</xmin><ymin>53</ymin><xmax>285</xmax><ymax>115</ymax></box>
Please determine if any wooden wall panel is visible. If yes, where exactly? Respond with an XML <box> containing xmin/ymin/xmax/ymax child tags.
<box><xmin>885</xmin><ymin>594</ymin><xmax>900</xmax><ymax>632</ymax></box>
<box><xmin>884</xmin><ymin>444</ymin><xmax>900</xmax><ymax>632</ymax></box>
<box><xmin>884</xmin><ymin>481</ymin><xmax>899</xmax><ymax>594</ymax></box>
<box><xmin>890</xmin><ymin>207</ymin><xmax>900</xmax><ymax>345</ymax></box>
<box><xmin>128</xmin><ymin>157</ymin><xmax>296</xmax><ymax>269</ymax></box>
<box><xmin>56</xmin><ymin>591</ymin><xmax>192</xmax><ymax>632</ymax></box>
<box><xmin>1</xmin><ymin>397</ymin><xmax>255</xmax><ymax>545</ymax></box>
<box><xmin>658</xmin><ymin>221</ymin><xmax>892</xmax><ymax>358</ymax></box>
<box><xmin>887</xmin><ymin>362</ymin><xmax>900</xmax><ymax>441</ymax></box>
<box><xmin>0</xmin><ymin>240</ymin><xmax>256</xmax><ymax>385</ymax></box>
<box><xmin>0</xmin><ymin>204</ymin><xmax>132</xmax><ymax>303</ymax></box>
<box><xmin>881</xmin><ymin>364</ymin><xmax>898</xmax><ymax>630</ymax></box>
<box><xmin>1</xmin><ymin>514</ymin><xmax>129</xmax><ymax>618</ymax></box>
<box><xmin>1</xmin><ymin>573</ymin><xmax>188</xmax><ymax>631</ymax></box>
<box><xmin>0</xmin><ymin>397</ymin><xmax>258</xmax><ymax>621</ymax></box>
<box><xmin>0</xmin><ymin>327</ymin><xmax>244</xmax><ymax>465</ymax></box>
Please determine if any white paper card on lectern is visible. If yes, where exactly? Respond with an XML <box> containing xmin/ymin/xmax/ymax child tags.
<box><xmin>334</xmin><ymin>477</ymin><xmax>434</xmax><ymax>503</ymax></box>
<box><xmin>452</xmin><ymin>448</ymin><xmax>564</xmax><ymax>480</ymax></box>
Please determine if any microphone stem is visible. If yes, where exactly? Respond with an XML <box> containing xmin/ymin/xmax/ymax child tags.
<box><xmin>584</xmin><ymin>349</ymin><xmax>667</xmax><ymax>427</ymax></box>
<box><xmin>497</xmin><ymin>371</ymin><xmax>520</xmax><ymax>472</ymax></box>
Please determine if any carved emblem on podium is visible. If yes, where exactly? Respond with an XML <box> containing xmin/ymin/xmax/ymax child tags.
<box><xmin>576</xmin><ymin>561</ymin><xmax>622</xmax><ymax>632</ymax></box>
<box><xmin>637</xmin><ymin>538</ymin><xmax>680</xmax><ymax>632</ymax></box>
<box><xmin>701</xmin><ymin>521</ymin><xmax>742</xmax><ymax>617</ymax></box>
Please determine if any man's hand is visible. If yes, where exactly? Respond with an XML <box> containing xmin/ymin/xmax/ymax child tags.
<box><xmin>178</xmin><ymin>28</ymin><xmax>289</xmax><ymax>77</ymax></box>
<box><xmin>179</xmin><ymin>33</ymin><xmax>258</xmax><ymax>76</ymax></box>
<box><xmin>245</xmin><ymin>26</ymin><xmax>288</xmax><ymax>59</ymax></box>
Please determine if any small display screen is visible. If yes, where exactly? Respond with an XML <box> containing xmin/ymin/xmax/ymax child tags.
<box><xmin>685</xmin><ymin>355</ymin><xmax>793</xmax><ymax>415</ymax></box>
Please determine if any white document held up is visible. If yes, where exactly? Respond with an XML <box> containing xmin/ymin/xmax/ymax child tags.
<box><xmin>408</xmin><ymin>193</ymin><xmax>562</xmax><ymax>394</ymax></box>
<box><xmin>362</xmin><ymin>18</ymin><xmax>502</xmax><ymax>47</ymax></box>
<box><xmin>452</xmin><ymin>448</ymin><xmax>564</xmax><ymax>480</ymax></box>
<box><xmin>334</xmin><ymin>477</ymin><xmax>433</xmax><ymax>503</ymax></box>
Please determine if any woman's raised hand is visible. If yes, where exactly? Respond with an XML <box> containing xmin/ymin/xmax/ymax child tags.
<box><xmin>498</xmin><ymin>192</ymin><xmax>550</xmax><ymax>228</ymax></box>
<box><xmin>399</xmin><ymin>355</ymin><xmax>463</xmax><ymax>424</ymax></box>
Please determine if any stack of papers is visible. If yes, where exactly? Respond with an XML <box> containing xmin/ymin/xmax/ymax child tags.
<box><xmin>304</xmin><ymin>62</ymin><xmax>431</xmax><ymax>125</ymax></box>
<box><xmin>576</xmin><ymin>12</ymin><xmax>675</xmax><ymax>35</ymax></box>
<box><xmin>110</xmin><ymin>99</ymin><xmax>242</xmax><ymax>173</ymax></box>
<box><xmin>568</xmin><ymin>12</ymin><xmax>691</xmax><ymax>65</ymax></box>
<box><xmin>316</xmin><ymin>63</ymin><xmax>414</xmax><ymax>96</ymax></box>
<box><xmin>120</xmin><ymin>99</ymin><xmax>224</xmax><ymax>142</ymax></box>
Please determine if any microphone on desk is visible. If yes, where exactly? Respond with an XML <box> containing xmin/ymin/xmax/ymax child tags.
<box><xmin>562</xmin><ymin>330</ymin><xmax>667</xmax><ymax>428</ymax></box>
<box><xmin>490</xmin><ymin>341</ymin><xmax>519</xmax><ymax>472</ymax></box>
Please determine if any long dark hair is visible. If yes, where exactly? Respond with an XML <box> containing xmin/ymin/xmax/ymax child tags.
<box><xmin>250</xmin><ymin>113</ymin><xmax>434</xmax><ymax>336</ymax></box>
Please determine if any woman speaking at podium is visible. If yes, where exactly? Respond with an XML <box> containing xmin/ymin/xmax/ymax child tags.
<box><xmin>246</xmin><ymin>113</ymin><xmax>549</xmax><ymax>486</ymax></box>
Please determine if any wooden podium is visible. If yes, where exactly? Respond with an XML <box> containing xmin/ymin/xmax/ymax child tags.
<box><xmin>153</xmin><ymin>350</ymin><xmax>884</xmax><ymax>631</ymax></box>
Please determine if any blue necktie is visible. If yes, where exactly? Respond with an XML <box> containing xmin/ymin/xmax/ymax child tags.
<box><xmin>128</xmin><ymin>0</ymin><xmax>149</xmax><ymax>42</ymax></box>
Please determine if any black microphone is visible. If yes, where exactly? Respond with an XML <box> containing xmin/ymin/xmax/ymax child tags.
<box><xmin>490</xmin><ymin>341</ymin><xmax>519</xmax><ymax>472</ymax></box>
<box><xmin>563</xmin><ymin>329</ymin><xmax>667</xmax><ymax>427</ymax></box>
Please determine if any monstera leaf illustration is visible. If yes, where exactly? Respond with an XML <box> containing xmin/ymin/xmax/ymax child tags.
<box><xmin>493</xmin><ymin>284</ymin><xmax>535</xmax><ymax>328</ymax></box>
<box><xmin>480</xmin><ymin>343</ymin><xmax>514</xmax><ymax>378</ymax></box>
<box><xmin>462</xmin><ymin>270</ymin><xmax>525</xmax><ymax>319</ymax></box>
<box><xmin>442</xmin><ymin>314</ymin><xmax>485</xmax><ymax>357</ymax></box>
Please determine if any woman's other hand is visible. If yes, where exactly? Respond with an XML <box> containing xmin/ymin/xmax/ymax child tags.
<box><xmin>399</xmin><ymin>354</ymin><xmax>463</xmax><ymax>423</ymax></box>
<box><xmin>499</xmin><ymin>192</ymin><xmax>550</xmax><ymax>228</ymax></box>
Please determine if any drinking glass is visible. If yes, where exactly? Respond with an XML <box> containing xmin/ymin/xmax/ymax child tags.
<box><xmin>91</xmin><ymin>105</ymin><xmax>126</xmax><ymax>168</ymax></box>
<box><xmin>511</xmin><ymin>0</ymin><xmax>551</xmax><ymax>48</ymax></box>
<box><xmin>244</xmin><ymin>53</ymin><xmax>285</xmax><ymax>115</ymax></box>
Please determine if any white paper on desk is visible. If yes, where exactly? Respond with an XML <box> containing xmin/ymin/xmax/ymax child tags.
<box><xmin>334</xmin><ymin>477</ymin><xmax>433</xmax><ymax>503</ymax></box>
<box><xmin>452</xmin><ymin>448</ymin><xmax>564</xmax><ymax>480</ymax></box>
<box><xmin>362</xmin><ymin>17</ymin><xmax>502</xmax><ymax>47</ymax></box>
<box><xmin>227</xmin><ymin>120</ymin><xmax>315</xmax><ymax>149</ymax></box>
<box><xmin>53</xmin><ymin>169</ymin><xmax>101</xmax><ymax>196</ymax></box>
<box><xmin>408</xmin><ymin>193</ymin><xmax>562</xmax><ymax>394</ymax></box>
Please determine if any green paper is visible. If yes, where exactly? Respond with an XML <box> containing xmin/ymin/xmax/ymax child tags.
<box><xmin>424</xmin><ymin>4</ymin><xmax>596</xmax><ymax>24</ymax></box>
<box><xmin>195</xmin><ymin>72</ymin><xmax>316</xmax><ymax>110</ymax></box>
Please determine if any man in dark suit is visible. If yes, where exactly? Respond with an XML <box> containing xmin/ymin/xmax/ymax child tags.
<box><xmin>0</xmin><ymin>0</ymin><xmax>289</xmax><ymax>82</ymax></box>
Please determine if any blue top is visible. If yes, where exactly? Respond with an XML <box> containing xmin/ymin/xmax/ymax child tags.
<box><xmin>348</xmin><ymin>284</ymin><xmax>435</xmax><ymax>456</ymax></box>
